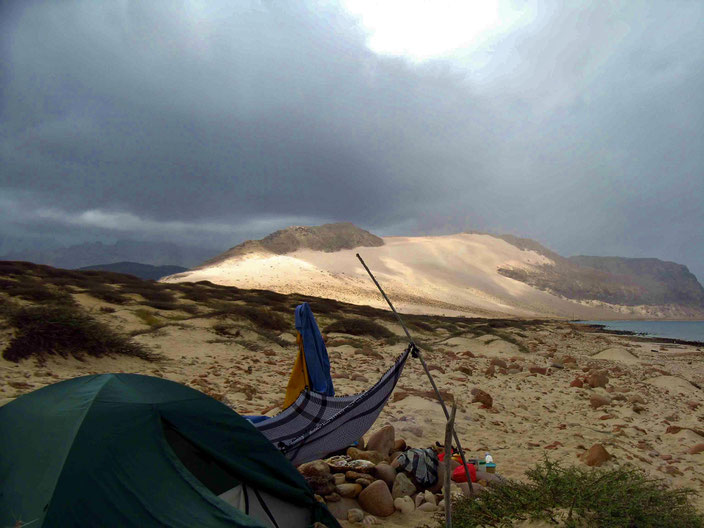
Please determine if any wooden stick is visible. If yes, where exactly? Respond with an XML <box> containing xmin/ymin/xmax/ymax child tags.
<box><xmin>356</xmin><ymin>253</ymin><xmax>474</xmax><ymax>495</ymax></box>
<box><xmin>444</xmin><ymin>403</ymin><xmax>457</xmax><ymax>528</ymax></box>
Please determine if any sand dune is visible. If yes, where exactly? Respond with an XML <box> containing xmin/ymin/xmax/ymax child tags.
<box><xmin>164</xmin><ymin>233</ymin><xmax>661</xmax><ymax>319</ymax></box>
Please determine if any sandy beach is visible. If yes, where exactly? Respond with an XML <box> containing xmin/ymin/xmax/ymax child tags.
<box><xmin>2</xmin><ymin>268</ymin><xmax>703</xmax><ymax>526</ymax></box>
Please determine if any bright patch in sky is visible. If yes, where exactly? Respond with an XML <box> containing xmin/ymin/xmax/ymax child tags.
<box><xmin>341</xmin><ymin>0</ymin><xmax>531</xmax><ymax>61</ymax></box>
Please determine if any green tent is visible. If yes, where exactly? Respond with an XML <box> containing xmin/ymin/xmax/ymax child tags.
<box><xmin>0</xmin><ymin>374</ymin><xmax>340</xmax><ymax>528</ymax></box>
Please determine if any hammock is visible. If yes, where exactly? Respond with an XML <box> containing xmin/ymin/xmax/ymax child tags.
<box><xmin>255</xmin><ymin>346</ymin><xmax>411</xmax><ymax>465</ymax></box>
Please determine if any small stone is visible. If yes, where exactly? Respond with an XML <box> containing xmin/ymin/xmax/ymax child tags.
<box><xmin>334</xmin><ymin>473</ymin><xmax>346</xmax><ymax>485</ymax></box>
<box><xmin>355</xmin><ymin>477</ymin><xmax>374</xmax><ymax>487</ymax></box>
<box><xmin>336</xmin><ymin>483</ymin><xmax>363</xmax><ymax>498</ymax></box>
<box><xmin>490</xmin><ymin>358</ymin><xmax>507</xmax><ymax>368</ymax></box>
<box><xmin>392</xmin><ymin>472</ymin><xmax>416</xmax><ymax>498</ymax></box>
<box><xmin>418</xmin><ymin>502</ymin><xmax>437</xmax><ymax>512</ymax></box>
<box><xmin>589</xmin><ymin>394</ymin><xmax>611</xmax><ymax>410</ymax></box>
<box><xmin>471</xmin><ymin>388</ymin><xmax>493</xmax><ymax>408</ymax></box>
<box><xmin>484</xmin><ymin>365</ymin><xmax>495</xmax><ymax>377</ymax></box>
<box><xmin>373</xmin><ymin>463</ymin><xmax>396</xmax><ymax>487</ymax></box>
<box><xmin>347</xmin><ymin>448</ymin><xmax>385</xmax><ymax>465</ymax></box>
<box><xmin>529</xmin><ymin>366</ymin><xmax>548</xmax><ymax>375</ymax></box>
<box><xmin>358</xmin><ymin>479</ymin><xmax>395</xmax><ymax>517</ymax></box>
<box><xmin>299</xmin><ymin>460</ymin><xmax>330</xmax><ymax>479</ymax></box>
<box><xmin>348</xmin><ymin>508</ymin><xmax>365</xmax><ymax>523</ymax></box>
<box><xmin>687</xmin><ymin>444</ymin><xmax>704</xmax><ymax>455</ymax></box>
<box><xmin>423</xmin><ymin>490</ymin><xmax>436</xmax><ymax>505</ymax></box>
<box><xmin>414</xmin><ymin>493</ymin><xmax>425</xmax><ymax>508</ymax></box>
<box><xmin>393</xmin><ymin>438</ymin><xmax>407</xmax><ymax>452</ymax></box>
<box><xmin>570</xmin><ymin>378</ymin><xmax>584</xmax><ymax>388</ymax></box>
<box><xmin>366</xmin><ymin>425</ymin><xmax>395</xmax><ymax>456</ymax></box>
<box><xmin>324</xmin><ymin>492</ymin><xmax>341</xmax><ymax>502</ymax></box>
<box><xmin>362</xmin><ymin>515</ymin><xmax>379</xmax><ymax>526</ymax></box>
<box><xmin>581</xmin><ymin>443</ymin><xmax>611</xmax><ymax>467</ymax></box>
<box><xmin>393</xmin><ymin>496</ymin><xmax>415</xmax><ymax>514</ymax></box>
<box><xmin>627</xmin><ymin>394</ymin><xmax>646</xmax><ymax>404</ymax></box>
<box><xmin>587</xmin><ymin>370</ymin><xmax>609</xmax><ymax>388</ymax></box>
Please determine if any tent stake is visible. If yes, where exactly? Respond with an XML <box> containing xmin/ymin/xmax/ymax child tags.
<box><xmin>356</xmin><ymin>253</ymin><xmax>475</xmax><ymax>495</ymax></box>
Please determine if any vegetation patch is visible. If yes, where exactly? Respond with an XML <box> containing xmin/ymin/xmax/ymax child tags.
<box><xmin>2</xmin><ymin>303</ymin><xmax>155</xmax><ymax>362</ymax></box>
<box><xmin>0</xmin><ymin>277</ymin><xmax>75</xmax><ymax>305</ymax></box>
<box><xmin>134</xmin><ymin>309</ymin><xmax>162</xmax><ymax>327</ymax></box>
<box><xmin>446</xmin><ymin>458</ymin><xmax>703</xmax><ymax>528</ymax></box>
<box><xmin>324</xmin><ymin>317</ymin><xmax>394</xmax><ymax>339</ymax></box>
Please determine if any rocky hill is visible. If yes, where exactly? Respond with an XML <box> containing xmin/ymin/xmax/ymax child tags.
<box><xmin>199</xmin><ymin>223</ymin><xmax>383</xmax><ymax>268</ymax></box>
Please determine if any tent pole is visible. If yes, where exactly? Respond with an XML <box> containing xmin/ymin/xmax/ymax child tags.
<box><xmin>356</xmin><ymin>254</ymin><xmax>475</xmax><ymax>495</ymax></box>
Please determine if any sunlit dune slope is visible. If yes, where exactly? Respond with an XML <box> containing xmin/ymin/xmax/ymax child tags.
<box><xmin>163</xmin><ymin>233</ymin><xmax>661</xmax><ymax>319</ymax></box>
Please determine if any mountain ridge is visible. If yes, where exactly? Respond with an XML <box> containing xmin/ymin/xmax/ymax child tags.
<box><xmin>164</xmin><ymin>224</ymin><xmax>704</xmax><ymax>319</ymax></box>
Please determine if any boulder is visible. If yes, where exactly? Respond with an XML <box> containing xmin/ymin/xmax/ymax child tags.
<box><xmin>357</xmin><ymin>479</ymin><xmax>395</xmax><ymax>517</ymax></box>
<box><xmin>581</xmin><ymin>443</ymin><xmax>611</xmax><ymax>467</ymax></box>
<box><xmin>393</xmin><ymin>496</ymin><xmax>415</xmax><ymax>514</ymax></box>
<box><xmin>392</xmin><ymin>472</ymin><xmax>416</xmax><ymax>498</ymax></box>
<box><xmin>589</xmin><ymin>394</ymin><xmax>611</xmax><ymax>410</ymax></box>
<box><xmin>366</xmin><ymin>425</ymin><xmax>395</xmax><ymax>456</ymax></box>
<box><xmin>373</xmin><ymin>463</ymin><xmax>396</xmax><ymax>487</ymax></box>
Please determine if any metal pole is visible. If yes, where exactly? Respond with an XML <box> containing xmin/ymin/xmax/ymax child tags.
<box><xmin>356</xmin><ymin>253</ymin><xmax>474</xmax><ymax>495</ymax></box>
<box><xmin>444</xmin><ymin>403</ymin><xmax>457</xmax><ymax>527</ymax></box>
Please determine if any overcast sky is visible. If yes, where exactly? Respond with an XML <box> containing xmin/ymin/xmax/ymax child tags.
<box><xmin>1</xmin><ymin>1</ymin><xmax>703</xmax><ymax>278</ymax></box>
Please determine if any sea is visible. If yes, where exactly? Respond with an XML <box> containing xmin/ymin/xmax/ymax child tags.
<box><xmin>576</xmin><ymin>320</ymin><xmax>704</xmax><ymax>343</ymax></box>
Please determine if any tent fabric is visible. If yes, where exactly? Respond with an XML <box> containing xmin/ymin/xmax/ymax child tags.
<box><xmin>256</xmin><ymin>347</ymin><xmax>411</xmax><ymax>465</ymax></box>
<box><xmin>283</xmin><ymin>333</ymin><xmax>311</xmax><ymax>408</ymax></box>
<box><xmin>0</xmin><ymin>374</ymin><xmax>340</xmax><ymax>528</ymax></box>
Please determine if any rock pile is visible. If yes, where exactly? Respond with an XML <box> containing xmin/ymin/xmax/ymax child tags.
<box><xmin>297</xmin><ymin>425</ymin><xmax>497</xmax><ymax>523</ymax></box>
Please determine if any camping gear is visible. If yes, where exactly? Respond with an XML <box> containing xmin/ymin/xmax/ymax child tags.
<box><xmin>451</xmin><ymin>463</ymin><xmax>478</xmax><ymax>483</ymax></box>
<box><xmin>255</xmin><ymin>346</ymin><xmax>411</xmax><ymax>465</ymax></box>
<box><xmin>356</xmin><ymin>253</ymin><xmax>475</xmax><ymax>494</ymax></box>
<box><xmin>0</xmin><ymin>374</ymin><xmax>340</xmax><ymax>528</ymax></box>
<box><xmin>395</xmin><ymin>448</ymin><xmax>440</xmax><ymax>488</ymax></box>
<box><xmin>283</xmin><ymin>303</ymin><xmax>334</xmax><ymax>408</ymax></box>
<box><xmin>486</xmin><ymin>463</ymin><xmax>497</xmax><ymax>474</ymax></box>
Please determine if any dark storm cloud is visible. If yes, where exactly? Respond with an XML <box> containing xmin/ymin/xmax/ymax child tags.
<box><xmin>1</xmin><ymin>1</ymin><xmax>703</xmax><ymax>278</ymax></box>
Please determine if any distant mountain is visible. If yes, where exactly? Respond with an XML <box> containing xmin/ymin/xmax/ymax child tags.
<box><xmin>493</xmin><ymin>235</ymin><xmax>704</xmax><ymax>308</ymax></box>
<box><xmin>200</xmin><ymin>222</ymin><xmax>384</xmax><ymax>268</ymax></box>
<box><xmin>164</xmin><ymin>225</ymin><xmax>704</xmax><ymax>319</ymax></box>
<box><xmin>0</xmin><ymin>240</ymin><xmax>217</xmax><ymax>269</ymax></box>
<box><xmin>79</xmin><ymin>262</ymin><xmax>188</xmax><ymax>280</ymax></box>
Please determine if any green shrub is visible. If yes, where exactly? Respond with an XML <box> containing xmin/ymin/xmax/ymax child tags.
<box><xmin>134</xmin><ymin>309</ymin><xmax>161</xmax><ymax>327</ymax></box>
<box><xmin>447</xmin><ymin>458</ymin><xmax>703</xmax><ymax>528</ymax></box>
<box><xmin>324</xmin><ymin>317</ymin><xmax>393</xmax><ymax>339</ymax></box>
<box><xmin>2</xmin><ymin>304</ymin><xmax>154</xmax><ymax>362</ymax></box>
<box><xmin>0</xmin><ymin>277</ymin><xmax>75</xmax><ymax>305</ymax></box>
<box><xmin>83</xmin><ymin>284</ymin><xmax>130</xmax><ymax>305</ymax></box>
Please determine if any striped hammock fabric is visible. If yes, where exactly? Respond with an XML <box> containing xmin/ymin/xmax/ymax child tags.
<box><xmin>255</xmin><ymin>346</ymin><xmax>411</xmax><ymax>465</ymax></box>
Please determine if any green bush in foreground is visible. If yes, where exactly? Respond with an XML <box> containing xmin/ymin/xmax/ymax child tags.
<box><xmin>447</xmin><ymin>458</ymin><xmax>702</xmax><ymax>528</ymax></box>
<box><xmin>2</xmin><ymin>303</ymin><xmax>156</xmax><ymax>363</ymax></box>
